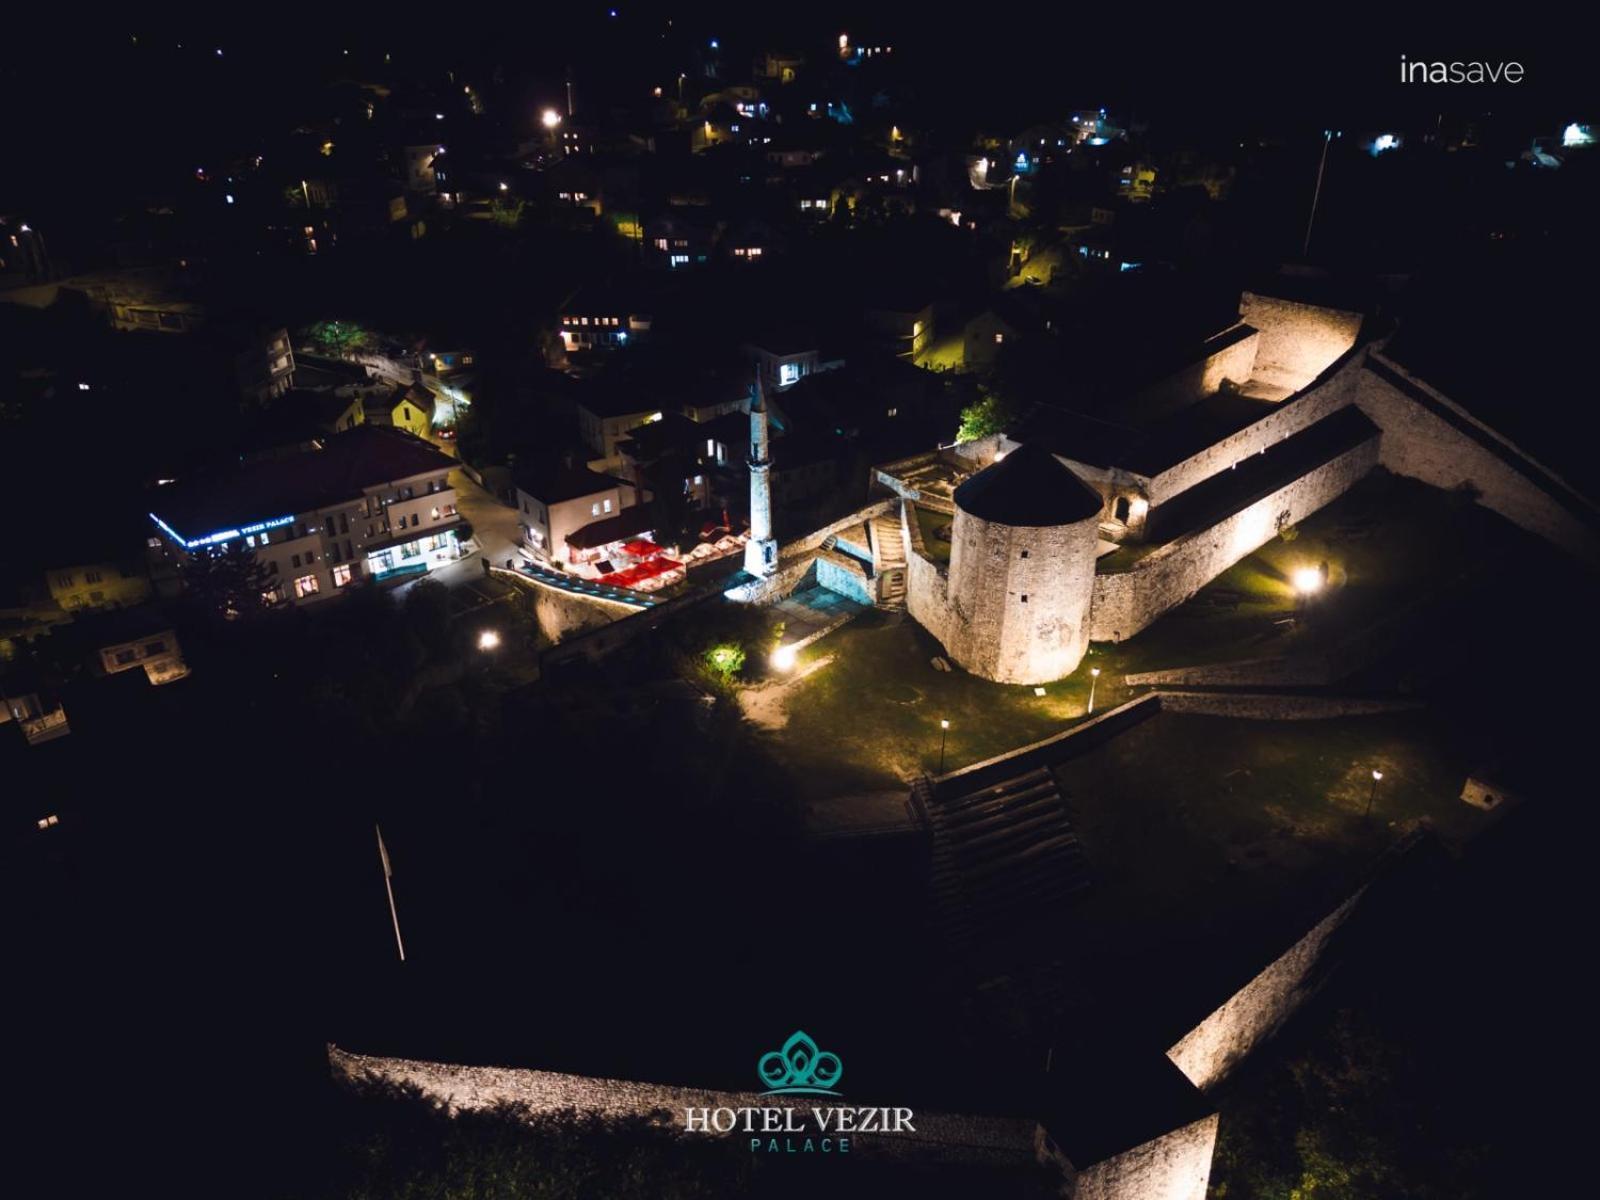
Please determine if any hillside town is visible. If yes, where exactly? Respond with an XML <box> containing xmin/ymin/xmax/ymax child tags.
<box><xmin>4</xmin><ymin>13</ymin><xmax>1596</xmax><ymax>1200</ymax></box>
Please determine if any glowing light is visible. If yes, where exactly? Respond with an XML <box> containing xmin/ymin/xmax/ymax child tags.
<box><xmin>940</xmin><ymin>719</ymin><xmax>950</xmax><ymax>730</ymax></box>
<box><xmin>477</xmin><ymin>629</ymin><xmax>501</xmax><ymax>651</ymax></box>
<box><xmin>435</xmin><ymin>112</ymin><xmax>445</xmax><ymax>120</ymax></box>
<box><xmin>498</xmin><ymin>181</ymin><xmax>509</xmax><ymax>192</ymax></box>
<box><xmin>1372</xmin><ymin>769</ymin><xmax>1384</xmax><ymax>782</ymax></box>
<box><xmin>541</xmin><ymin>108</ymin><xmax>562</xmax><ymax>129</ymax></box>
<box><xmin>771</xmin><ymin>645</ymin><xmax>797</xmax><ymax>671</ymax></box>
<box><xmin>1563</xmin><ymin>123</ymin><xmax>1595</xmax><ymax>147</ymax></box>
<box><xmin>77</xmin><ymin>382</ymin><xmax>90</xmax><ymax>391</ymax></box>
<box><xmin>1373</xmin><ymin>132</ymin><xmax>1399</xmax><ymax>153</ymax></box>
<box><xmin>709</xmin><ymin>38</ymin><xmax>719</xmax><ymax>49</ymax></box>
<box><xmin>1090</xmin><ymin>668</ymin><xmax>1100</xmax><ymax>678</ymax></box>
<box><xmin>1033</xmin><ymin>686</ymin><xmax>1047</xmax><ymax>697</ymax></box>
<box><xmin>1292</xmin><ymin>567</ymin><xmax>1323</xmax><ymax>595</ymax></box>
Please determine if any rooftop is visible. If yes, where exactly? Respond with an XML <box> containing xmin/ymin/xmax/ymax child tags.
<box><xmin>953</xmin><ymin>444</ymin><xmax>1104</xmax><ymax>526</ymax></box>
<box><xmin>149</xmin><ymin>427</ymin><xmax>455</xmax><ymax>542</ymax></box>
<box><xmin>514</xmin><ymin>458</ymin><xmax>629</xmax><ymax>506</ymax></box>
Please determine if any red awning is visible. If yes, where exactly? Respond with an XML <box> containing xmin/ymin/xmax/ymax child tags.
<box><xmin>603</xmin><ymin>557</ymin><xmax>684</xmax><ymax>590</ymax></box>
<box><xmin>621</xmin><ymin>538</ymin><xmax>663</xmax><ymax>559</ymax></box>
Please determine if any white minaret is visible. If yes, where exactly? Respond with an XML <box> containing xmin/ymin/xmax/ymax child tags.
<box><xmin>743</xmin><ymin>372</ymin><xmax>777</xmax><ymax>577</ymax></box>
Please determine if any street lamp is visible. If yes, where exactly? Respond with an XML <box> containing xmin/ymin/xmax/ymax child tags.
<box><xmin>1365</xmin><ymin>769</ymin><xmax>1383</xmax><ymax>818</ymax></box>
<box><xmin>938</xmin><ymin>719</ymin><xmax>950</xmax><ymax>773</ymax></box>
<box><xmin>1087</xmin><ymin>667</ymin><xmax>1101</xmax><ymax>714</ymax></box>
<box><xmin>477</xmin><ymin>629</ymin><xmax>501</xmax><ymax>651</ymax></box>
<box><xmin>1292</xmin><ymin>566</ymin><xmax>1323</xmax><ymax>596</ymax></box>
<box><xmin>771</xmin><ymin>644</ymin><xmax>797</xmax><ymax>671</ymax></box>
<box><xmin>541</xmin><ymin>108</ymin><xmax>562</xmax><ymax>130</ymax></box>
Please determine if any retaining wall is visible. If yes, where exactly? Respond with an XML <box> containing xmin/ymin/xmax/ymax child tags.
<box><xmin>329</xmin><ymin>1045</ymin><xmax>1036</xmax><ymax>1166</ymax></box>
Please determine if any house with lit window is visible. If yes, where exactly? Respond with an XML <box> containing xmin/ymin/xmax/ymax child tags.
<box><xmin>643</xmin><ymin>210</ymin><xmax>716</xmax><ymax>269</ymax></box>
<box><xmin>513</xmin><ymin>458</ymin><xmax>640</xmax><ymax>569</ymax></box>
<box><xmin>364</xmin><ymin>381</ymin><xmax>437</xmax><ymax>439</ymax></box>
<box><xmin>746</xmin><ymin>327</ymin><xmax>847</xmax><ymax>395</ymax></box>
<box><xmin>557</xmin><ymin>288</ymin><xmax>652</xmax><ymax>354</ymax></box>
<box><xmin>147</xmin><ymin>426</ymin><xmax>463</xmax><ymax>605</ymax></box>
<box><xmin>576</xmin><ymin>389</ymin><xmax>667</xmax><ymax>462</ymax></box>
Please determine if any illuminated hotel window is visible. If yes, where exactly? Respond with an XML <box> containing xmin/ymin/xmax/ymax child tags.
<box><xmin>333</xmin><ymin>564</ymin><xmax>354</xmax><ymax>587</ymax></box>
<box><xmin>294</xmin><ymin>574</ymin><xmax>320</xmax><ymax>599</ymax></box>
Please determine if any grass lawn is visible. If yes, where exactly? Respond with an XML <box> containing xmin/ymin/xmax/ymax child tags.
<box><xmin>766</xmin><ymin>611</ymin><xmax>1135</xmax><ymax>800</ymax></box>
<box><xmin>1113</xmin><ymin>469</ymin><xmax>1538</xmax><ymax>674</ymax></box>
<box><xmin>1050</xmin><ymin>709</ymin><xmax>1485</xmax><ymax>1033</ymax></box>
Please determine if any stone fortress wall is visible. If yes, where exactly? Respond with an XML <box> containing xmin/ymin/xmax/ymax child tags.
<box><xmin>1238</xmin><ymin>291</ymin><xmax>1367</xmax><ymax>393</ymax></box>
<box><xmin>328</xmin><ymin>1045</ymin><xmax>1038</xmax><ymax>1166</ymax></box>
<box><xmin>943</xmin><ymin>503</ymin><xmax>1101</xmax><ymax>684</ymax></box>
<box><xmin>1090</xmin><ymin>430</ymin><xmax>1381</xmax><ymax>641</ymax></box>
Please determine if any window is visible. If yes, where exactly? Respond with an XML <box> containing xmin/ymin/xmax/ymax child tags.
<box><xmin>1019</xmin><ymin>550</ymin><xmax>1029</xmax><ymax>559</ymax></box>
<box><xmin>145</xmin><ymin>640</ymin><xmax>166</xmax><ymax>655</ymax></box>
<box><xmin>56</xmin><ymin>574</ymin><xmax>73</xmax><ymax>589</ymax></box>
<box><xmin>779</xmin><ymin>362</ymin><xmax>801</xmax><ymax>386</ymax></box>
<box><xmin>1020</xmin><ymin>594</ymin><xmax>1028</xmax><ymax>603</ymax></box>
<box><xmin>591</xmin><ymin>502</ymin><xmax>601</xmax><ymax>517</ymax></box>
<box><xmin>85</xmin><ymin>570</ymin><xmax>103</xmax><ymax>584</ymax></box>
<box><xmin>1113</xmin><ymin>497</ymin><xmax>1131</xmax><ymax>522</ymax></box>
<box><xmin>268</xmin><ymin>562</ymin><xmax>279</xmax><ymax>575</ymax></box>
<box><xmin>333</xmin><ymin>564</ymin><xmax>354</xmax><ymax>587</ymax></box>
<box><xmin>291</xmin><ymin>554</ymin><xmax>301</xmax><ymax>568</ymax></box>
<box><xmin>994</xmin><ymin>332</ymin><xmax>1004</xmax><ymax>344</ymax></box>
<box><xmin>603</xmin><ymin>498</ymin><xmax>613</xmax><ymax>514</ymax></box>
<box><xmin>115</xmin><ymin>649</ymin><xmax>137</xmax><ymax>665</ymax></box>
<box><xmin>294</xmin><ymin>574</ymin><xmax>320</xmax><ymax>599</ymax></box>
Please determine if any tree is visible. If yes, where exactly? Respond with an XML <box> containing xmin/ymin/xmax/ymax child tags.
<box><xmin>490</xmin><ymin>197</ymin><xmax>527</xmax><ymax>231</ymax></box>
<box><xmin>956</xmin><ymin>392</ymin><xmax>1018</xmax><ymax>443</ymax></box>
<box><xmin>181</xmin><ymin>542</ymin><xmax>276</xmax><ymax>621</ymax></box>
<box><xmin>305</xmin><ymin>320</ymin><xmax>375</xmax><ymax>359</ymax></box>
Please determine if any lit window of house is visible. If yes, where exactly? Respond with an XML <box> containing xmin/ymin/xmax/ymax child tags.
<box><xmin>994</xmin><ymin>332</ymin><xmax>1005</xmax><ymax>344</ymax></box>
<box><xmin>333</xmin><ymin>565</ymin><xmax>354</xmax><ymax>587</ymax></box>
<box><xmin>294</xmin><ymin>574</ymin><xmax>320</xmax><ymax>599</ymax></box>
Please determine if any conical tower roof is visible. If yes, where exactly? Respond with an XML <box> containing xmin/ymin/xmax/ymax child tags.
<box><xmin>953</xmin><ymin>443</ymin><xmax>1104</xmax><ymax>527</ymax></box>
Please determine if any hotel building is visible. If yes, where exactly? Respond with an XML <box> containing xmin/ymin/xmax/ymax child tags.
<box><xmin>149</xmin><ymin>427</ymin><xmax>463</xmax><ymax>605</ymax></box>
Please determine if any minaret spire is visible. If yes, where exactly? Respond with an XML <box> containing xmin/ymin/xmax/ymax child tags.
<box><xmin>743</xmin><ymin>370</ymin><xmax>777</xmax><ymax>577</ymax></box>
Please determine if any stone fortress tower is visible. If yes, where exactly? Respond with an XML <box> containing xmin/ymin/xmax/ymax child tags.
<box><xmin>743</xmin><ymin>373</ymin><xmax>778</xmax><ymax>578</ymax></box>
<box><xmin>937</xmin><ymin>445</ymin><xmax>1104</xmax><ymax>685</ymax></box>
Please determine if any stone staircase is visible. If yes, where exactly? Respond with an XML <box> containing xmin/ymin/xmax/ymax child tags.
<box><xmin>926</xmin><ymin>768</ymin><xmax>1092</xmax><ymax>956</ymax></box>
<box><xmin>870</xmin><ymin>513</ymin><xmax>907</xmax><ymax>609</ymax></box>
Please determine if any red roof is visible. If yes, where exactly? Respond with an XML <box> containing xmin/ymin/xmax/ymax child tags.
<box><xmin>622</xmin><ymin>538</ymin><xmax>663</xmax><ymax>558</ymax></box>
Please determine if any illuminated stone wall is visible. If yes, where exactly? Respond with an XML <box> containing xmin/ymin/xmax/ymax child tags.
<box><xmin>725</xmin><ymin>499</ymin><xmax>897</xmax><ymax>604</ymax></box>
<box><xmin>814</xmin><ymin>548</ymin><xmax>876</xmax><ymax>605</ymax></box>
<box><xmin>328</xmin><ymin>1045</ymin><xmax>1036</xmax><ymax>1167</ymax></box>
<box><xmin>904</xmin><ymin>500</ymin><xmax>960</xmax><ymax>658</ymax></box>
<box><xmin>1091</xmin><ymin>433</ymin><xmax>1380</xmax><ymax>642</ymax></box>
<box><xmin>1125</xmin><ymin>324</ymin><xmax>1261</xmax><ymax>424</ymax></box>
<box><xmin>1145</xmin><ymin>364</ymin><xmax>1361</xmax><ymax>506</ymax></box>
<box><xmin>1238</xmin><ymin>292</ymin><xmax>1364</xmax><ymax>393</ymax></box>
<box><xmin>1039</xmin><ymin>1114</ymin><xmax>1219</xmax><ymax>1200</ymax></box>
<box><xmin>1354</xmin><ymin>352</ymin><xmax>1600</xmax><ymax>561</ymax></box>
<box><xmin>1167</xmin><ymin>885</ymin><xmax>1368</xmax><ymax>1091</ymax></box>
<box><xmin>944</xmin><ymin>503</ymin><xmax>1101</xmax><ymax>685</ymax></box>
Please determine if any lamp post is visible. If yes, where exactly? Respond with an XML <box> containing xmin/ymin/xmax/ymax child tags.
<box><xmin>1087</xmin><ymin>667</ymin><xmax>1101</xmax><ymax>715</ymax></box>
<box><xmin>1303</xmin><ymin>129</ymin><xmax>1336</xmax><ymax>258</ymax></box>
<box><xmin>375</xmin><ymin>823</ymin><xmax>406</xmax><ymax>962</ymax></box>
<box><xmin>938</xmin><ymin>719</ymin><xmax>950</xmax><ymax>774</ymax></box>
<box><xmin>1365</xmin><ymin>769</ymin><xmax>1383</xmax><ymax>818</ymax></box>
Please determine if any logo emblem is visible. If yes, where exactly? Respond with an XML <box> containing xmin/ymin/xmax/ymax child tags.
<box><xmin>758</xmin><ymin>1030</ymin><xmax>843</xmax><ymax>1096</ymax></box>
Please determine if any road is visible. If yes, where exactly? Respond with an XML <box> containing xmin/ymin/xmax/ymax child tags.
<box><xmin>396</xmin><ymin>463</ymin><xmax>524</xmax><ymax>594</ymax></box>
